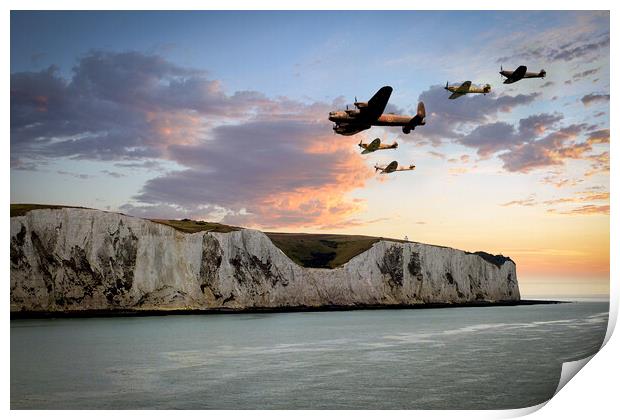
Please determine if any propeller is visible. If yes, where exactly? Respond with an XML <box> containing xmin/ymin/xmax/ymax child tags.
<box><xmin>446</xmin><ymin>81</ymin><xmax>449</xmax><ymax>89</ymax></box>
<box><xmin>355</xmin><ymin>96</ymin><xmax>358</xmax><ymax>103</ymax></box>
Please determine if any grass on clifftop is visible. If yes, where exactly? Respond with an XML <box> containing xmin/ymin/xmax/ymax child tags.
<box><xmin>10</xmin><ymin>203</ymin><xmax>88</xmax><ymax>218</ymax></box>
<box><xmin>265</xmin><ymin>233</ymin><xmax>382</xmax><ymax>269</ymax></box>
<box><xmin>149</xmin><ymin>218</ymin><xmax>241</xmax><ymax>233</ymax></box>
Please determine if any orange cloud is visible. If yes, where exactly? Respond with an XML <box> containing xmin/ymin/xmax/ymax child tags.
<box><xmin>585</xmin><ymin>151</ymin><xmax>610</xmax><ymax>177</ymax></box>
<box><xmin>543</xmin><ymin>191</ymin><xmax>609</xmax><ymax>205</ymax></box>
<box><xmin>547</xmin><ymin>205</ymin><xmax>609</xmax><ymax>215</ymax></box>
<box><xmin>240</xmin><ymin>141</ymin><xmax>374</xmax><ymax>229</ymax></box>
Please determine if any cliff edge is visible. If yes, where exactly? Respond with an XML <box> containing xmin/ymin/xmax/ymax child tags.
<box><xmin>10</xmin><ymin>208</ymin><xmax>520</xmax><ymax>313</ymax></box>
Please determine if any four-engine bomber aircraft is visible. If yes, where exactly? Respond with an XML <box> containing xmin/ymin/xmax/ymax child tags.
<box><xmin>500</xmin><ymin>65</ymin><xmax>546</xmax><ymax>84</ymax></box>
<box><xmin>374</xmin><ymin>161</ymin><xmax>416</xmax><ymax>174</ymax></box>
<box><xmin>358</xmin><ymin>138</ymin><xmax>398</xmax><ymax>154</ymax></box>
<box><xmin>329</xmin><ymin>86</ymin><xmax>426</xmax><ymax>135</ymax></box>
<box><xmin>445</xmin><ymin>81</ymin><xmax>491</xmax><ymax>99</ymax></box>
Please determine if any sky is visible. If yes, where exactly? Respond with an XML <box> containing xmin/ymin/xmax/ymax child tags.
<box><xmin>10</xmin><ymin>11</ymin><xmax>610</xmax><ymax>298</ymax></box>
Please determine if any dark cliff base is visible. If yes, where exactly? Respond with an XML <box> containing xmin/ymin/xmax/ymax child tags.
<box><xmin>11</xmin><ymin>300</ymin><xmax>565</xmax><ymax>319</ymax></box>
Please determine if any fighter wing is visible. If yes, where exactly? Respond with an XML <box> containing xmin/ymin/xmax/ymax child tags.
<box><xmin>369</xmin><ymin>138</ymin><xmax>381</xmax><ymax>149</ymax></box>
<box><xmin>364</xmin><ymin>86</ymin><xmax>393</xmax><ymax>120</ymax></box>
<box><xmin>449</xmin><ymin>92</ymin><xmax>465</xmax><ymax>100</ymax></box>
<box><xmin>459</xmin><ymin>81</ymin><xmax>472</xmax><ymax>91</ymax></box>
<box><xmin>512</xmin><ymin>65</ymin><xmax>527</xmax><ymax>79</ymax></box>
<box><xmin>385</xmin><ymin>161</ymin><xmax>398</xmax><ymax>173</ymax></box>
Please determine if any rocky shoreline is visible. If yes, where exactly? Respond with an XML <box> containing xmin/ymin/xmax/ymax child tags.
<box><xmin>11</xmin><ymin>300</ymin><xmax>564</xmax><ymax>319</ymax></box>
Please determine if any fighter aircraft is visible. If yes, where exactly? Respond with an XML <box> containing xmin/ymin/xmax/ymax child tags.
<box><xmin>358</xmin><ymin>138</ymin><xmax>398</xmax><ymax>154</ymax></box>
<box><xmin>329</xmin><ymin>86</ymin><xmax>426</xmax><ymax>135</ymax></box>
<box><xmin>374</xmin><ymin>161</ymin><xmax>416</xmax><ymax>174</ymax></box>
<box><xmin>445</xmin><ymin>81</ymin><xmax>491</xmax><ymax>99</ymax></box>
<box><xmin>500</xmin><ymin>65</ymin><xmax>546</xmax><ymax>84</ymax></box>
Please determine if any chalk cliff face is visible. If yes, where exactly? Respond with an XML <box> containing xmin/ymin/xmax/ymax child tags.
<box><xmin>10</xmin><ymin>209</ymin><xmax>520</xmax><ymax>313</ymax></box>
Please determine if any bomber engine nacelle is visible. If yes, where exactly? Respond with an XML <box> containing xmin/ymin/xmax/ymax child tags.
<box><xmin>354</xmin><ymin>101</ymin><xmax>368</xmax><ymax>109</ymax></box>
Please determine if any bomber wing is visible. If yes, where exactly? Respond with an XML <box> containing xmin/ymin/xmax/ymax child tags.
<box><xmin>364</xmin><ymin>86</ymin><xmax>393</xmax><ymax>121</ymax></box>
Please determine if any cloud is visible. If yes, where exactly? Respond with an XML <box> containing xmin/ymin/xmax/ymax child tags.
<box><xmin>547</xmin><ymin>205</ymin><xmax>609</xmax><ymax>215</ymax></box>
<box><xmin>447</xmin><ymin>154</ymin><xmax>470</xmax><ymax>164</ymax></box>
<box><xmin>125</xmin><ymin>119</ymin><xmax>372</xmax><ymax>229</ymax></box>
<box><xmin>503</xmin><ymin>189</ymin><xmax>609</xmax><ymax>216</ymax></box>
<box><xmin>11</xmin><ymin>51</ymin><xmax>298</xmax><ymax>164</ymax></box>
<box><xmin>501</xmin><ymin>196</ymin><xmax>537</xmax><ymax>207</ymax></box>
<box><xmin>586</xmin><ymin>129</ymin><xmax>610</xmax><ymax>144</ymax></box>
<box><xmin>456</xmin><ymin>113</ymin><xmax>562</xmax><ymax>158</ymax></box>
<box><xmin>496</xmin><ymin>30</ymin><xmax>609</xmax><ymax>64</ymax></box>
<box><xmin>427</xmin><ymin>151</ymin><xmax>445</xmax><ymax>159</ymax></box>
<box><xmin>101</xmin><ymin>170</ymin><xmax>125</xmax><ymax>178</ymax></box>
<box><xmin>56</xmin><ymin>170</ymin><xmax>92</xmax><ymax>179</ymax></box>
<box><xmin>542</xmin><ymin>191</ymin><xmax>609</xmax><ymax>205</ymax></box>
<box><xmin>584</xmin><ymin>151</ymin><xmax>609</xmax><ymax>177</ymax></box>
<box><xmin>581</xmin><ymin>93</ymin><xmax>610</xmax><ymax>106</ymax></box>
<box><xmin>572</xmin><ymin>68</ymin><xmax>599</xmax><ymax>81</ymax></box>
<box><xmin>414</xmin><ymin>85</ymin><xmax>539</xmax><ymax>145</ymax></box>
<box><xmin>552</xmin><ymin>33</ymin><xmax>609</xmax><ymax>61</ymax></box>
<box><xmin>459</xmin><ymin>122</ymin><xmax>519</xmax><ymax>157</ymax></box>
<box><xmin>540</xmin><ymin>172</ymin><xmax>583</xmax><ymax>188</ymax></box>
<box><xmin>498</xmin><ymin>124</ymin><xmax>590</xmax><ymax>172</ymax></box>
<box><xmin>12</xmin><ymin>50</ymin><xmax>374</xmax><ymax>229</ymax></box>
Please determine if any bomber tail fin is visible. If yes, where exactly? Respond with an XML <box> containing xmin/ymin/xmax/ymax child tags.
<box><xmin>407</xmin><ymin>102</ymin><xmax>427</xmax><ymax>129</ymax></box>
<box><xmin>417</xmin><ymin>101</ymin><xmax>426</xmax><ymax>119</ymax></box>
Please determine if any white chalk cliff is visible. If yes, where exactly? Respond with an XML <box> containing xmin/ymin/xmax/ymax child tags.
<box><xmin>10</xmin><ymin>209</ymin><xmax>520</xmax><ymax>313</ymax></box>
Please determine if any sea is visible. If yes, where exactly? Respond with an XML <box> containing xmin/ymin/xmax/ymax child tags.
<box><xmin>10</xmin><ymin>300</ymin><xmax>608</xmax><ymax>409</ymax></box>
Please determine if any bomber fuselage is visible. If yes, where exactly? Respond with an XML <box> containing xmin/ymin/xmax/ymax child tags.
<box><xmin>329</xmin><ymin>110</ymin><xmax>416</xmax><ymax>126</ymax></box>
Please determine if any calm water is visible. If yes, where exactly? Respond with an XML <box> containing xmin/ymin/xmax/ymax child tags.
<box><xmin>11</xmin><ymin>301</ymin><xmax>608</xmax><ymax>409</ymax></box>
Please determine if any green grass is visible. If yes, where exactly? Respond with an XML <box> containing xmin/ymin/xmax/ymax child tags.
<box><xmin>264</xmin><ymin>233</ymin><xmax>383</xmax><ymax>269</ymax></box>
<box><xmin>149</xmin><ymin>218</ymin><xmax>241</xmax><ymax>233</ymax></box>
<box><xmin>10</xmin><ymin>203</ymin><xmax>89</xmax><ymax>218</ymax></box>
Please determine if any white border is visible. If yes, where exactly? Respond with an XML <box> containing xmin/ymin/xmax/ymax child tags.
<box><xmin>4</xmin><ymin>2</ymin><xmax>617</xmax><ymax>419</ymax></box>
